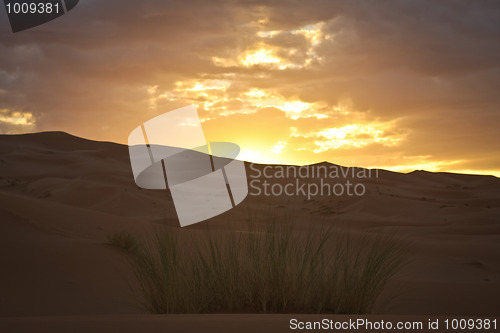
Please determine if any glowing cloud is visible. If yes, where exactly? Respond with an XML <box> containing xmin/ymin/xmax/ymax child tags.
<box><xmin>211</xmin><ymin>21</ymin><xmax>330</xmax><ymax>70</ymax></box>
<box><xmin>0</xmin><ymin>109</ymin><xmax>36</xmax><ymax>133</ymax></box>
<box><xmin>290</xmin><ymin>122</ymin><xmax>405</xmax><ymax>153</ymax></box>
<box><xmin>241</xmin><ymin>48</ymin><xmax>281</xmax><ymax>67</ymax></box>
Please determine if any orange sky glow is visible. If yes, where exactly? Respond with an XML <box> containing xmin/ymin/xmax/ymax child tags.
<box><xmin>0</xmin><ymin>1</ymin><xmax>499</xmax><ymax>176</ymax></box>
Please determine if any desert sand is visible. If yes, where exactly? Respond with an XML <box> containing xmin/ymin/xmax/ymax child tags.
<box><xmin>0</xmin><ymin>132</ymin><xmax>499</xmax><ymax>332</ymax></box>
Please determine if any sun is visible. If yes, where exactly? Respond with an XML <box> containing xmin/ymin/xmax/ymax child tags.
<box><xmin>238</xmin><ymin>148</ymin><xmax>266</xmax><ymax>164</ymax></box>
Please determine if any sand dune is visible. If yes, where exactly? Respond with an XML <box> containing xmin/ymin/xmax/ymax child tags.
<box><xmin>0</xmin><ymin>132</ymin><xmax>499</xmax><ymax>330</ymax></box>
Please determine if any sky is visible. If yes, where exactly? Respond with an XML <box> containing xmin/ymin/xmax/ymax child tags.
<box><xmin>0</xmin><ymin>0</ymin><xmax>499</xmax><ymax>175</ymax></box>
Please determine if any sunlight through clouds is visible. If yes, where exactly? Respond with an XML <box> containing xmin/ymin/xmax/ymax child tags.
<box><xmin>241</xmin><ymin>48</ymin><xmax>281</xmax><ymax>67</ymax></box>
<box><xmin>156</xmin><ymin>79</ymin><xmax>329</xmax><ymax>120</ymax></box>
<box><xmin>294</xmin><ymin>123</ymin><xmax>405</xmax><ymax>152</ymax></box>
<box><xmin>238</xmin><ymin>148</ymin><xmax>267</xmax><ymax>164</ymax></box>
<box><xmin>211</xmin><ymin>21</ymin><xmax>330</xmax><ymax>70</ymax></box>
<box><xmin>0</xmin><ymin>1</ymin><xmax>497</xmax><ymax>176</ymax></box>
<box><xmin>241</xmin><ymin>89</ymin><xmax>327</xmax><ymax>119</ymax></box>
<box><xmin>146</xmin><ymin>74</ymin><xmax>408</xmax><ymax>167</ymax></box>
<box><xmin>0</xmin><ymin>108</ymin><xmax>36</xmax><ymax>133</ymax></box>
<box><xmin>270</xmin><ymin>141</ymin><xmax>287</xmax><ymax>154</ymax></box>
<box><xmin>0</xmin><ymin>109</ymin><xmax>34</xmax><ymax>125</ymax></box>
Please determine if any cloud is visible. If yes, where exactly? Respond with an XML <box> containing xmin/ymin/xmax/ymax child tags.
<box><xmin>0</xmin><ymin>108</ymin><xmax>35</xmax><ymax>133</ymax></box>
<box><xmin>0</xmin><ymin>0</ymin><xmax>499</xmax><ymax>174</ymax></box>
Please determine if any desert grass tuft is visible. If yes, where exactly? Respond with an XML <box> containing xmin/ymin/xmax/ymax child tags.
<box><xmin>121</xmin><ymin>215</ymin><xmax>406</xmax><ymax>314</ymax></box>
<box><xmin>107</xmin><ymin>231</ymin><xmax>139</xmax><ymax>254</ymax></box>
